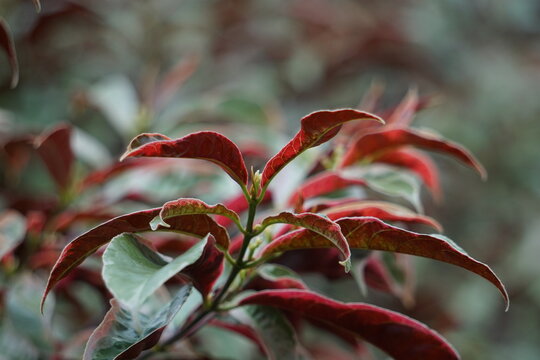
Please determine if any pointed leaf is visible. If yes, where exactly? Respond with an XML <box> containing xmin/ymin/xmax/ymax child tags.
<box><xmin>231</xmin><ymin>305</ymin><xmax>303</xmax><ymax>360</ymax></box>
<box><xmin>42</xmin><ymin>208</ymin><xmax>228</xmax><ymax>311</ymax></box>
<box><xmin>287</xmin><ymin>171</ymin><xmax>366</xmax><ymax>206</ymax></box>
<box><xmin>323</xmin><ymin>200</ymin><xmax>442</xmax><ymax>231</ymax></box>
<box><xmin>341</xmin><ymin>128</ymin><xmax>486</xmax><ymax>179</ymax></box>
<box><xmin>261</xmin><ymin>217</ymin><xmax>508</xmax><ymax>309</ymax></box>
<box><xmin>121</xmin><ymin>131</ymin><xmax>248</xmax><ymax>186</ymax></box>
<box><xmin>151</xmin><ymin>198</ymin><xmax>241</xmax><ymax>231</ymax></box>
<box><xmin>83</xmin><ymin>286</ymin><xmax>192</xmax><ymax>360</ymax></box>
<box><xmin>103</xmin><ymin>234</ymin><xmax>216</xmax><ymax>308</ymax></box>
<box><xmin>0</xmin><ymin>19</ymin><xmax>18</xmax><ymax>88</ymax></box>
<box><xmin>261</xmin><ymin>109</ymin><xmax>383</xmax><ymax>188</ymax></box>
<box><xmin>375</xmin><ymin>149</ymin><xmax>441</xmax><ymax>199</ymax></box>
<box><xmin>34</xmin><ymin>125</ymin><xmax>74</xmax><ymax>190</ymax></box>
<box><xmin>240</xmin><ymin>290</ymin><xmax>460</xmax><ymax>360</ymax></box>
<box><xmin>259</xmin><ymin>212</ymin><xmax>351</xmax><ymax>271</ymax></box>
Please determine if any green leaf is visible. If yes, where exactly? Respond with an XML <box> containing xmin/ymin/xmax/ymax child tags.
<box><xmin>232</xmin><ymin>305</ymin><xmax>303</xmax><ymax>360</ymax></box>
<box><xmin>0</xmin><ymin>210</ymin><xmax>26</xmax><ymax>258</ymax></box>
<box><xmin>83</xmin><ymin>286</ymin><xmax>192</xmax><ymax>360</ymax></box>
<box><xmin>102</xmin><ymin>233</ymin><xmax>208</xmax><ymax>309</ymax></box>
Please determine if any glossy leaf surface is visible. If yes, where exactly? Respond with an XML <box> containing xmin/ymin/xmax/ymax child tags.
<box><xmin>83</xmin><ymin>286</ymin><xmax>192</xmax><ymax>360</ymax></box>
<box><xmin>261</xmin><ymin>217</ymin><xmax>508</xmax><ymax>308</ymax></box>
<box><xmin>42</xmin><ymin>208</ymin><xmax>228</xmax><ymax>311</ymax></box>
<box><xmin>259</xmin><ymin>212</ymin><xmax>351</xmax><ymax>271</ymax></box>
<box><xmin>0</xmin><ymin>19</ymin><xmax>18</xmax><ymax>88</ymax></box>
<box><xmin>121</xmin><ymin>131</ymin><xmax>248</xmax><ymax>186</ymax></box>
<box><xmin>341</xmin><ymin>128</ymin><xmax>486</xmax><ymax>179</ymax></box>
<box><xmin>151</xmin><ymin>198</ymin><xmax>241</xmax><ymax>231</ymax></box>
<box><xmin>261</xmin><ymin>109</ymin><xmax>383</xmax><ymax>188</ymax></box>
<box><xmin>103</xmin><ymin>234</ymin><xmax>210</xmax><ymax>308</ymax></box>
<box><xmin>240</xmin><ymin>290</ymin><xmax>460</xmax><ymax>360</ymax></box>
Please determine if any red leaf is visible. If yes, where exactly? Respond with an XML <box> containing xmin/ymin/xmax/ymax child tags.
<box><xmin>261</xmin><ymin>109</ymin><xmax>383</xmax><ymax>188</ymax></box>
<box><xmin>287</xmin><ymin>171</ymin><xmax>366</xmax><ymax>206</ymax></box>
<box><xmin>259</xmin><ymin>212</ymin><xmax>351</xmax><ymax>271</ymax></box>
<box><xmin>382</xmin><ymin>88</ymin><xmax>420</xmax><ymax>128</ymax></box>
<box><xmin>240</xmin><ymin>289</ymin><xmax>460</xmax><ymax>360</ymax></box>
<box><xmin>261</xmin><ymin>217</ymin><xmax>508</xmax><ymax>309</ymax></box>
<box><xmin>0</xmin><ymin>19</ymin><xmax>18</xmax><ymax>88</ymax></box>
<box><xmin>34</xmin><ymin>125</ymin><xmax>74</xmax><ymax>190</ymax></box>
<box><xmin>361</xmin><ymin>254</ymin><xmax>400</xmax><ymax>295</ymax></box>
<box><xmin>182</xmin><ymin>236</ymin><xmax>224</xmax><ymax>297</ymax></box>
<box><xmin>341</xmin><ymin>128</ymin><xmax>486</xmax><ymax>179</ymax></box>
<box><xmin>41</xmin><ymin>208</ymin><xmax>229</xmax><ymax>311</ymax></box>
<box><xmin>153</xmin><ymin>198</ymin><xmax>241</xmax><ymax>232</ymax></box>
<box><xmin>323</xmin><ymin>200</ymin><xmax>442</xmax><ymax>232</ymax></box>
<box><xmin>79</xmin><ymin>158</ymin><xmax>156</xmax><ymax>191</ymax></box>
<box><xmin>375</xmin><ymin>149</ymin><xmax>441</xmax><ymax>199</ymax></box>
<box><xmin>121</xmin><ymin>131</ymin><xmax>248</xmax><ymax>186</ymax></box>
<box><xmin>50</xmin><ymin>210</ymin><xmax>118</xmax><ymax>232</ymax></box>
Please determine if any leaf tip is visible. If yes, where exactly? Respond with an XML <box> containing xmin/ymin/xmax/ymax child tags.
<box><xmin>339</xmin><ymin>258</ymin><xmax>352</xmax><ymax>273</ymax></box>
<box><xmin>150</xmin><ymin>215</ymin><xmax>169</xmax><ymax>231</ymax></box>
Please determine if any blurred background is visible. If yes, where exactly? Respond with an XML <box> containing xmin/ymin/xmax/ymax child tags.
<box><xmin>1</xmin><ymin>0</ymin><xmax>539</xmax><ymax>359</ymax></box>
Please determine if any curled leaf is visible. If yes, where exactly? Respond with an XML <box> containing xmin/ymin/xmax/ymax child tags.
<box><xmin>341</xmin><ymin>128</ymin><xmax>486</xmax><ymax>179</ymax></box>
<box><xmin>240</xmin><ymin>289</ymin><xmax>460</xmax><ymax>360</ymax></box>
<box><xmin>261</xmin><ymin>109</ymin><xmax>383</xmax><ymax>188</ymax></box>
<box><xmin>121</xmin><ymin>131</ymin><xmax>248</xmax><ymax>186</ymax></box>
<box><xmin>261</xmin><ymin>217</ymin><xmax>508</xmax><ymax>309</ymax></box>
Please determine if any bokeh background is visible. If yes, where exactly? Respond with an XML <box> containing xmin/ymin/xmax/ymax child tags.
<box><xmin>1</xmin><ymin>0</ymin><xmax>539</xmax><ymax>359</ymax></box>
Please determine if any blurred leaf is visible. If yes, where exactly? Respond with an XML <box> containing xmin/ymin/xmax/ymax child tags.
<box><xmin>83</xmin><ymin>286</ymin><xmax>192</xmax><ymax>360</ymax></box>
<box><xmin>0</xmin><ymin>210</ymin><xmax>26</xmax><ymax>258</ymax></box>
<box><xmin>34</xmin><ymin>124</ymin><xmax>74</xmax><ymax>190</ymax></box>
<box><xmin>0</xmin><ymin>18</ymin><xmax>18</xmax><ymax>88</ymax></box>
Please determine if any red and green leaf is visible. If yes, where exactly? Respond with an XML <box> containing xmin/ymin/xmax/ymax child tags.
<box><xmin>41</xmin><ymin>208</ymin><xmax>229</xmax><ymax>311</ymax></box>
<box><xmin>240</xmin><ymin>289</ymin><xmax>460</xmax><ymax>360</ymax></box>
<box><xmin>261</xmin><ymin>217</ymin><xmax>508</xmax><ymax>309</ymax></box>
<box><xmin>340</xmin><ymin>128</ymin><xmax>486</xmax><ymax>179</ymax></box>
<box><xmin>34</xmin><ymin>125</ymin><xmax>74</xmax><ymax>190</ymax></box>
<box><xmin>375</xmin><ymin>149</ymin><xmax>441</xmax><ymax>199</ymax></box>
<box><xmin>259</xmin><ymin>212</ymin><xmax>351</xmax><ymax>271</ymax></box>
<box><xmin>151</xmin><ymin>198</ymin><xmax>242</xmax><ymax>231</ymax></box>
<box><xmin>0</xmin><ymin>18</ymin><xmax>18</xmax><ymax>88</ymax></box>
<box><xmin>121</xmin><ymin>131</ymin><xmax>248</xmax><ymax>186</ymax></box>
<box><xmin>83</xmin><ymin>286</ymin><xmax>192</xmax><ymax>360</ymax></box>
<box><xmin>261</xmin><ymin>109</ymin><xmax>383</xmax><ymax>188</ymax></box>
<box><xmin>287</xmin><ymin>171</ymin><xmax>366</xmax><ymax>206</ymax></box>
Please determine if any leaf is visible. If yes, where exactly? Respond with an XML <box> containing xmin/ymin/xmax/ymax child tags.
<box><xmin>254</xmin><ymin>264</ymin><xmax>307</xmax><ymax>290</ymax></box>
<box><xmin>287</xmin><ymin>171</ymin><xmax>366</xmax><ymax>206</ymax></box>
<box><xmin>240</xmin><ymin>289</ymin><xmax>460</xmax><ymax>360</ymax></box>
<box><xmin>0</xmin><ymin>18</ymin><xmax>18</xmax><ymax>88</ymax></box>
<box><xmin>231</xmin><ymin>305</ymin><xmax>303</xmax><ymax>360</ymax></box>
<box><xmin>261</xmin><ymin>217</ymin><xmax>508</xmax><ymax>309</ymax></box>
<box><xmin>83</xmin><ymin>286</ymin><xmax>192</xmax><ymax>360</ymax></box>
<box><xmin>34</xmin><ymin>125</ymin><xmax>74</xmax><ymax>190</ymax></box>
<box><xmin>208</xmin><ymin>318</ymin><xmax>267</xmax><ymax>356</ymax></box>
<box><xmin>261</xmin><ymin>109</ymin><xmax>383</xmax><ymax>188</ymax></box>
<box><xmin>383</xmin><ymin>87</ymin><xmax>419</xmax><ymax>128</ymax></box>
<box><xmin>341</xmin><ymin>128</ymin><xmax>487</xmax><ymax>179</ymax></box>
<box><xmin>103</xmin><ymin>234</ymin><xmax>212</xmax><ymax>308</ymax></box>
<box><xmin>151</xmin><ymin>198</ymin><xmax>241</xmax><ymax>231</ymax></box>
<box><xmin>259</xmin><ymin>212</ymin><xmax>351</xmax><ymax>272</ymax></box>
<box><xmin>0</xmin><ymin>210</ymin><xmax>26</xmax><ymax>258</ymax></box>
<box><xmin>80</xmin><ymin>158</ymin><xmax>156</xmax><ymax>190</ymax></box>
<box><xmin>41</xmin><ymin>208</ymin><xmax>229</xmax><ymax>311</ymax></box>
<box><xmin>323</xmin><ymin>200</ymin><xmax>442</xmax><ymax>231</ymax></box>
<box><xmin>154</xmin><ymin>54</ymin><xmax>199</xmax><ymax>109</ymax></box>
<box><xmin>375</xmin><ymin>149</ymin><xmax>441</xmax><ymax>199</ymax></box>
<box><xmin>121</xmin><ymin>131</ymin><xmax>248</xmax><ymax>186</ymax></box>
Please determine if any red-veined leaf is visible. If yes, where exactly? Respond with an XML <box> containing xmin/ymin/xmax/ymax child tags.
<box><xmin>340</xmin><ymin>128</ymin><xmax>486</xmax><ymax>179</ymax></box>
<box><xmin>261</xmin><ymin>109</ymin><xmax>383</xmax><ymax>188</ymax></box>
<box><xmin>83</xmin><ymin>286</ymin><xmax>192</xmax><ymax>360</ymax></box>
<box><xmin>240</xmin><ymin>289</ymin><xmax>460</xmax><ymax>360</ymax></box>
<box><xmin>0</xmin><ymin>19</ymin><xmax>18</xmax><ymax>88</ymax></box>
<box><xmin>287</xmin><ymin>171</ymin><xmax>366</xmax><ymax>206</ymax></box>
<box><xmin>41</xmin><ymin>208</ymin><xmax>229</xmax><ymax>311</ymax></box>
<box><xmin>375</xmin><ymin>148</ymin><xmax>441</xmax><ymax>199</ymax></box>
<box><xmin>323</xmin><ymin>200</ymin><xmax>442</xmax><ymax>232</ymax></box>
<box><xmin>151</xmin><ymin>198</ymin><xmax>242</xmax><ymax>231</ymax></box>
<box><xmin>34</xmin><ymin>125</ymin><xmax>74</xmax><ymax>190</ymax></box>
<box><xmin>121</xmin><ymin>131</ymin><xmax>248</xmax><ymax>186</ymax></box>
<box><xmin>261</xmin><ymin>217</ymin><xmax>508</xmax><ymax>309</ymax></box>
<box><xmin>259</xmin><ymin>212</ymin><xmax>351</xmax><ymax>271</ymax></box>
